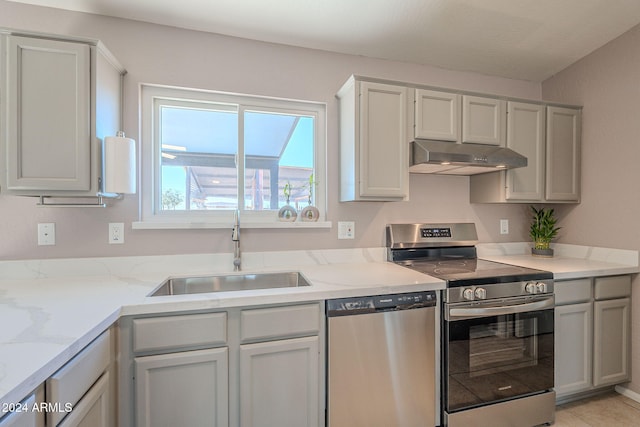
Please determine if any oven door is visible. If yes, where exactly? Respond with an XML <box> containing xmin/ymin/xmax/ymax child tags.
<box><xmin>443</xmin><ymin>295</ymin><xmax>554</xmax><ymax>414</ymax></box>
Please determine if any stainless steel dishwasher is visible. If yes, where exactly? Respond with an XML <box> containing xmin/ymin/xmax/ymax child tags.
<box><xmin>326</xmin><ymin>291</ymin><xmax>438</xmax><ymax>427</ymax></box>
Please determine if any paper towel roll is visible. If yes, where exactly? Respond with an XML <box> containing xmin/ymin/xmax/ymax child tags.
<box><xmin>104</xmin><ymin>135</ymin><xmax>136</xmax><ymax>194</ymax></box>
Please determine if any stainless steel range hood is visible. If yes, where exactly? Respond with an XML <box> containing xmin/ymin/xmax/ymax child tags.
<box><xmin>409</xmin><ymin>139</ymin><xmax>527</xmax><ymax>175</ymax></box>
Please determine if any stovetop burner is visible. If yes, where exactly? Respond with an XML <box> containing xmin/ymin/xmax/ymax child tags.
<box><xmin>386</xmin><ymin>222</ymin><xmax>553</xmax><ymax>290</ymax></box>
<box><xmin>396</xmin><ymin>257</ymin><xmax>552</xmax><ymax>287</ymax></box>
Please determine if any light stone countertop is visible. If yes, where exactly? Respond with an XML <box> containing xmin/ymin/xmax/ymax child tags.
<box><xmin>477</xmin><ymin>242</ymin><xmax>640</xmax><ymax>279</ymax></box>
<box><xmin>0</xmin><ymin>247</ymin><xmax>443</xmax><ymax>410</ymax></box>
<box><xmin>0</xmin><ymin>243</ymin><xmax>638</xmax><ymax>414</ymax></box>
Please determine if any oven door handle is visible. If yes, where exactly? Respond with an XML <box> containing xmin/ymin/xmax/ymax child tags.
<box><xmin>447</xmin><ymin>297</ymin><xmax>554</xmax><ymax>320</ymax></box>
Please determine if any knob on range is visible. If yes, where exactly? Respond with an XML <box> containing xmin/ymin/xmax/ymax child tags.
<box><xmin>525</xmin><ymin>281</ymin><xmax>548</xmax><ymax>294</ymax></box>
<box><xmin>462</xmin><ymin>287</ymin><xmax>487</xmax><ymax>300</ymax></box>
<box><xmin>463</xmin><ymin>288</ymin><xmax>475</xmax><ymax>301</ymax></box>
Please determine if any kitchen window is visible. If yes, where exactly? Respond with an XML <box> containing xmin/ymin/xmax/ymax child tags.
<box><xmin>135</xmin><ymin>84</ymin><xmax>327</xmax><ymax>228</ymax></box>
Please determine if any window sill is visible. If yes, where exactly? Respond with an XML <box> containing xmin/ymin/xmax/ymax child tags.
<box><xmin>132</xmin><ymin>221</ymin><xmax>333</xmax><ymax>230</ymax></box>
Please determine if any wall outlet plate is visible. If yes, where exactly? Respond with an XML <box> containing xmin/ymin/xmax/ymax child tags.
<box><xmin>500</xmin><ymin>219</ymin><xmax>509</xmax><ymax>235</ymax></box>
<box><xmin>338</xmin><ymin>221</ymin><xmax>355</xmax><ymax>239</ymax></box>
<box><xmin>109</xmin><ymin>223</ymin><xmax>125</xmax><ymax>244</ymax></box>
<box><xmin>37</xmin><ymin>223</ymin><xmax>55</xmax><ymax>246</ymax></box>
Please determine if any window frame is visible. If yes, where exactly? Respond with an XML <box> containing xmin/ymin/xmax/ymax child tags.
<box><xmin>135</xmin><ymin>84</ymin><xmax>328</xmax><ymax>229</ymax></box>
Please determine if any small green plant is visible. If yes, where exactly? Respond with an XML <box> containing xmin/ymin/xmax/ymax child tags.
<box><xmin>529</xmin><ymin>206</ymin><xmax>561</xmax><ymax>250</ymax></box>
<box><xmin>304</xmin><ymin>174</ymin><xmax>316</xmax><ymax>205</ymax></box>
<box><xmin>283</xmin><ymin>181</ymin><xmax>292</xmax><ymax>203</ymax></box>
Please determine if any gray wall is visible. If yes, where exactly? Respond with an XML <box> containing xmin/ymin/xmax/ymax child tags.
<box><xmin>542</xmin><ymin>24</ymin><xmax>640</xmax><ymax>394</ymax></box>
<box><xmin>0</xmin><ymin>0</ymin><xmax>544</xmax><ymax>260</ymax></box>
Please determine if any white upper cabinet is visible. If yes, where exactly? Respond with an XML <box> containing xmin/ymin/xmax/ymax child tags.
<box><xmin>470</xmin><ymin>103</ymin><xmax>581</xmax><ymax>204</ymax></box>
<box><xmin>461</xmin><ymin>95</ymin><xmax>506</xmax><ymax>146</ymax></box>
<box><xmin>413</xmin><ymin>91</ymin><xmax>505</xmax><ymax>146</ymax></box>
<box><xmin>336</xmin><ymin>75</ymin><xmax>581</xmax><ymax>203</ymax></box>
<box><xmin>5</xmin><ymin>36</ymin><xmax>91</xmax><ymax>192</ymax></box>
<box><xmin>338</xmin><ymin>77</ymin><xmax>409</xmax><ymax>201</ymax></box>
<box><xmin>546</xmin><ymin>106</ymin><xmax>581</xmax><ymax>202</ymax></box>
<box><xmin>0</xmin><ymin>31</ymin><xmax>125</xmax><ymax>197</ymax></box>
<box><xmin>505</xmin><ymin>102</ymin><xmax>546</xmax><ymax>201</ymax></box>
<box><xmin>414</xmin><ymin>89</ymin><xmax>460</xmax><ymax>141</ymax></box>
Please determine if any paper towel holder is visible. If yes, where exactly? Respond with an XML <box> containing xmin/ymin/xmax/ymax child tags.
<box><xmin>103</xmin><ymin>130</ymin><xmax>137</xmax><ymax>195</ymax></box>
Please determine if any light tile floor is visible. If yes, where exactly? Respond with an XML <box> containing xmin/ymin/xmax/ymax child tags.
<box><xmin>554</xmin><ymin>391</ymin><xmax>640</xmax><ymax>426</ymax></box>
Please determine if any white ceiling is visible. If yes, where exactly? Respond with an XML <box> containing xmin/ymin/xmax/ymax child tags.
<box><xmin>8</xmin><ymin>0</ymin><xmax>640</xmax><ymax>81</ymax></box>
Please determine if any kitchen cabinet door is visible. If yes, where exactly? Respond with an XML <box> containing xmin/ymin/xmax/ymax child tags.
<box><xmin>135</xmin><ymin>348</ymin><xmax>229</xmax><ymax>427</ymax></box>
<box><xmin>593</xmin><ymin>298</ymin><xmax>630</xmax><ymax>387</ymax></box>
<box><xmin>338</xmin><ymin>77</ymin><xmax>408</xmax><ymax>201</ymax></box>
<box><xmin>554</xmin><ymin>302</ymin><xmax>593</xmax><ymax>398</ymax></box>
<box><xmin>57</xmin><ymin>373</ymin><xmax>110</xmax><ymax>427</ymax></box>
<box><xmin>462</xmin><ymin>95</ymin><xmax>506</xmax><ymax>146</ymax></box>
<box><xmin>1</xmin><ymin>31</ymin><xmax>125</xmax><ymax>198</ymax></box>
<box><xmin>0</xmin><ymin>387</ymin><xmax>44</xmax><ymax>427</ymax></box>
<box><xmin>414</xmin><ymin>89</ymin><xmax>460</xmax><ymax>141</ymax></box>
<box><xmin>239</xmin><ymin>336</ymin><xmax>319</xmax><ymax>427</ymax></box>
<box><xmin>358</xmin><ymin>81</ymin><xmax>408</xmax><ymax>199</ymax></box>
<box><xmin>546</xmin><ymin>106</ymin><xmax>581</xmax><ymax>202</ymax></box>
<box><xmin>505</xmin><ymin>102</ymin><xmax>546</xmax><ymax>201</ymax></box>
<box><xmin>4</xmin><ymin>35</ymin><xmax>91</xmax><ymax>192</ymax></box>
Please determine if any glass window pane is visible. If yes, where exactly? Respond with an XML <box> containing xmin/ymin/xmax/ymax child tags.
<box><xmin>159</xmin><ymin>105</ymin><xmax>238</xmax><ymax>211</ymax></box>
<box><xmin>244</xmin><ymin>112</ymin><xmax>314</xmax><ymax>211</ymax></box>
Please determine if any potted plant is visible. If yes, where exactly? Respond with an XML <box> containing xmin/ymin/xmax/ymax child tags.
<box><xmin>530</xmin><ymin>206</ymin><xmax>561</xmax><ymax>257</ymax></box>
<box><xmin>300</xmin><ymin>174</ymin><xmax>319</xmax><ymax>222</ymax></box>
<box><xmin>277</xmin><ymin>181</ymin><xmax>297</xmax><ymax>221</ymax></box>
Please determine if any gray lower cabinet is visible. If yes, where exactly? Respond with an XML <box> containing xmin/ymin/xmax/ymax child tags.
<box><xmin>135</xmin><ymin>348</ymin><xmax>228</xmax><ymax>427</ymax></box>
<box><xmin>47</xmin><ymin>328</ymin><xmax>114</xmax><ymax>427</ymax></box>
<box><xmin>554</xmin><ymin>275</ymin><xmax>631</xmax><ymax>402</ymax></box>
<box><xmin>57</xmin><ymin>373</ymin><xmax>110</xmax><ymax>427</ymax></box>
<box><xmin>0</xmin><ymin>328</ymin><xmax>114</xmax><ymax>427</ymax></box>
<box><xmin>239</xmin><ymin>337</ymin><xmax>319</xmax><ymax>427</ymax></box>
<box><xmin>0</xmin><ymin>387</ymin><xmax>44</xmax><ymax>427</ymax></box>
<box><xmin>593</xmin><ymin>297</ymin><xmax>630</xmax><ymax>387</ymax></box>
<box><xmin>119</xmin><ymin>302</ymin><xmax>324</xmax><ymax>427</ymax></box>
<box><xmin>555</xmin><ymin>302</ymin><xmax>592</xmax><ymax>396</ymax></box>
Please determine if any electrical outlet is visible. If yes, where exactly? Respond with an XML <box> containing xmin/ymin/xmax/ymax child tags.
<box><xmin>37</xmin><ymin>223</ymin><xmax>55</xmax><ymax>245</ymax></box>
<box><xmin>109</xmin><ymin>223</ymin><xmax>125</xmax><ymax>244</ymax></box>
<box><xmin>338</xmin><ymin>221</ymin><xmax>355</xmax><ymax>239</ymax></box>
<box><xmin>500</xmin><ymin>219</ymin><xmax>509</xmax><ymax>235</ymax></box>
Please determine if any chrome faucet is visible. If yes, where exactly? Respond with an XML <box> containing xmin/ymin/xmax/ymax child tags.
<box><xmin>232</xmin><ymin>209</ymin><xmax>241</xmax><ymax>271</ymax></box>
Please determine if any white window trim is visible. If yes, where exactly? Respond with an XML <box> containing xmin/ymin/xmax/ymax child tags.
<box><xmin>133</xmin><ymin>84</ymin><xmax>329</xmax><ymax>229</ymax></box>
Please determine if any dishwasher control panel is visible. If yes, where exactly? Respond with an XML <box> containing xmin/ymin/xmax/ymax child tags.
<box><xmin>327</xmin><ymin>291</ymin><xmax>437</xmax><ymax>316</ymax></box>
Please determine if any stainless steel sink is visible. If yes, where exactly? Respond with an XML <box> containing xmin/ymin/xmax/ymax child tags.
<box><xmin>149</xmin><ymin>271</ymin><xmax>311</xmax><ymax>296</ymax></box>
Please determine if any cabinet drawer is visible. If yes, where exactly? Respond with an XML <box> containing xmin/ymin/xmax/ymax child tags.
<box><xmin>47</xmin><ymin>330</ymin><xmax>110</xmax><ymax>426</ymax></box>
<box><xmin>133</xmin><ymin>312</ymin><xmax>227</xmax><ymax>353</ymax></box>
<box><xmin>555</xmin><ymin>278</ymin><xmax>592</xmax><ymax>305</ymax></box>
<box><xmin>594</xmin><ymin>276</ymin><xmax>631</xmax><ymax>300</ymax></box>
<box><xmin>241</xmin><ymin>303</ymin><xmax>320</xmax><ymax>342</ymax></box>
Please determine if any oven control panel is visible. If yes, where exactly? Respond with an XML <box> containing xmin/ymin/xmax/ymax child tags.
<box><xmin>421</xmin><ymin>227</ymin><xmax>452</xmax><ymax>238</ymax></box>
<box><xmin>446</xmin><ymin>280</ymin><xmax>554</xmax><ymax>303</ymax></box>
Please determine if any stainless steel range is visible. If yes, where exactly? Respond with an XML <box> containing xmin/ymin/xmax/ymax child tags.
<box><xmin>387</xmin><ymin>223</ymin><xmax>555</xmax><ymax>427</ymax></box>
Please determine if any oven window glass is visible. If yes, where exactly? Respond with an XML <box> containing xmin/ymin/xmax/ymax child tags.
<box><xmin>445</xmin><ymin>309</ymin><xmax>554</xmax><ymax>412</ymax></box>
